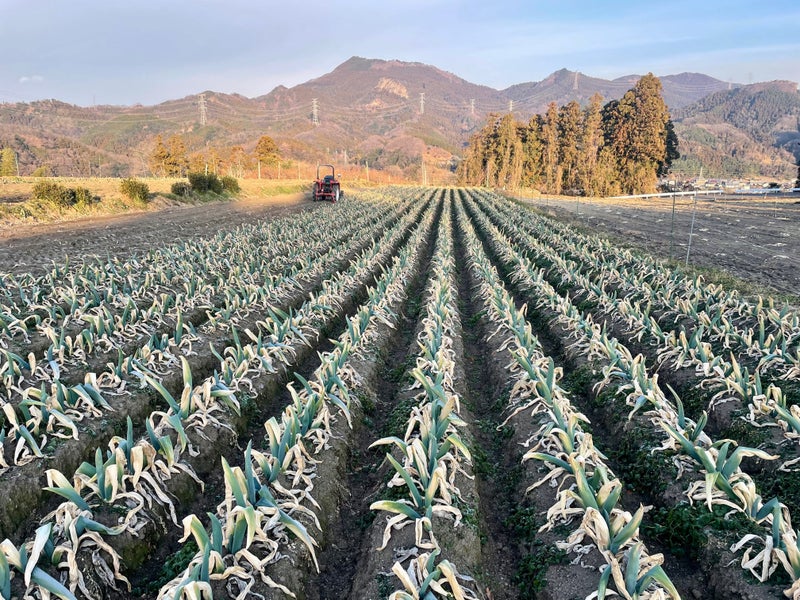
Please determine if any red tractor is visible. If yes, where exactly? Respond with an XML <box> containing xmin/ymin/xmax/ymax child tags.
<box><xmin>311</xmin><ymin>164</ymin><xmax>342</xmax><ymax>203</ymax></box>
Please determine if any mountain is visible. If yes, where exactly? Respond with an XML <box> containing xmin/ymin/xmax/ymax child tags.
<box><xmin>503</xmin><ymin>70</ymin><xmax>730</xmax><ymax>112</ymax></box>
<box><xmin>672</xmin><ymin>81</ymin><xmax>800</xmax><ymax>179</ymax></box>
<box><xmin>0</xmin><ymin>56</ymin><xmax>795</xmax><ymax>181</ymax></box>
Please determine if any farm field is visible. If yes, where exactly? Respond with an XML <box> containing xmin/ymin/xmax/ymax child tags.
<box><xmin>524</xmin><ymin>194</ymin><xmax>800</xmax><ymax>296</ymax></box>
<box><xmin>0</xmin><ymin>190</ymin><xmax>309</xmax><ymax>277</ymax></box>
<box><xmin>2</xmin><ymin>187</ymin><xmax>800</xmax><ymax>600</ymax></box>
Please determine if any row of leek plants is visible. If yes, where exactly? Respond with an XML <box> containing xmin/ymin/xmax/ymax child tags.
<box><xmin>474</xmin><ymin>192</ymin><xmax>800</xmax><ymax>456</ymax></box>
<box><xmin>0</xmin><ymin>186</ymin><xmax>413</xmax><ymax>341</ymax></box>
<box><xmin>0</xmin><ymin>193</ymin><xmax>416</xmax><ymax>471</ymax></box>
<box><xmin>369</xmin><ymin>193</ymin><xmax>480</xmax><ymax>600</ymax></box>
<box><xmin>0</xmin><ymin>199</ymin><xmax>342</xmax><ymax>345</ymax></box>
<box><xmin>1</xmin><ymin>191</ymin><xmax>430</xmax><ymax>541</ymax></box>
<box><xmin>499</xmin><ymin>190</ymin><xmax>799</xmax><ymax>342</ymax></box>
<box><xmin>155</xmin><ymin>191</ymin><xmax>439</xmax><ymax>600</ymax></box>
<box><xmin>456</xmin><ymin>192</ymin><xmax>679</xmax><ymax>600</ymax></box>
<box><xmin>0</xmin><ymin>193</ymin><xmax>399</xmax><ymax>390</ymax></box>
<box><xmin>0</xmin><ymin>192</ymin><xmax>436</xmax><ymax>600</ymax></box>
<box><xmin>0</xmin><ymin>190</ymin><xmax>406</xmax><ymax>416</ymax></box>
<box><xmin>465</xmin><ymin>191</ymin><xmax>800</xmax><ymax>596</ymax></box>
<box><xmin>479</xmin><ymin>190</ymin><xmax>800</xmax><ymax>381</ymax></box>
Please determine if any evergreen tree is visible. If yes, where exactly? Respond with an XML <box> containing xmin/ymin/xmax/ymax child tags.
<box><xmin>541</xmin><ymin>102</ymin><xmax>560</xmax><ymax>194</ymax></box>
<box><xmin>492</xmin><ymin>113</ymin><xmax>519</xmax><ymax>188</ymax></box>
<box><xmin>521</xmin><ymin>116</ymin><xmax>543</xmax><ymax>188</ymax></box>
<box><xmin>658</xmin><ymin>119</ymin><xmax>680</xmax><ymax>177</ymax></box>
<box><xmin>0</xmin><ymin>147</ymin><xmax>17</xmax><ymax>176</ymax></box>
<box><xmin>795</xmin><ymin>161</ymin><xmax>799</xmax><ymax>188</ymax></box>
<box><xmin>607</xmin><ymin>73</ymin><xmax>671</xmax><ymax>194</ymax></box>
<box><xmin>460</xmin><ymin>120</ymin><xmax>490</xmax><ymax>185</ymax></box>
<box><xmin>578</xmin><ymin>94</ymin><xmax>605</xmax><ymax>196</ymax></box>
<box><xmin>558</xmin><ymin>101</ymin><xmax>582</xmax><ymax>192</ymax></box>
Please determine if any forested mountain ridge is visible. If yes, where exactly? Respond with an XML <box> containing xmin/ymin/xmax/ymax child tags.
<box><xmin>671</xmin><ymin>81</ymin><xmax>800</xmax><ymax>179</ymax></box>
<box><xmin>0</xmin><ymin>57</ymin><xmax>795</xmax><ymax>181</ymax></box>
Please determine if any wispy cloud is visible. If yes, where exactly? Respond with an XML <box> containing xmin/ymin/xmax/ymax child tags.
<box><xmin>18</xmin><ymin>75</ymin><xmax>44</xmax><ymax>84</ymax></box>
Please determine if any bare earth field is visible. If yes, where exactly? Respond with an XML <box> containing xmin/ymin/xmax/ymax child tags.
<box><xmin>0</xmin><ymin>192</ymin><xmax>311</xmax><ymax>277</ymax></box>
<box><xmin>522</xmin><ymin>194</ymin><xmax>800</xmax><ymax>297</ymax></box>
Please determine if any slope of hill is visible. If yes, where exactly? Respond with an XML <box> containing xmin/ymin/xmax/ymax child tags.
<box><xmin>672</xmin><ymin>81</ymin><xmax>800</xmax><ymax>179</ymax></box>
<box><xmin>0</xmin><ymin>57</ymin><xmax>794</xmax><ymax>181</ymax></box>
<box><xmin>503</xmin><ymin>70</ymin><xmax>730</xmax><ymax>112</ymax></box>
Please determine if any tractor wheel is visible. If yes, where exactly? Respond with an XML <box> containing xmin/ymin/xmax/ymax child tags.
<box><xmin>312</xmin><ymin>183</ymin><xmax>319</xmax><ymax>201</ymax></box>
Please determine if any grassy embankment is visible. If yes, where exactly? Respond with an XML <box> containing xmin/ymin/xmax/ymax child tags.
<box><xmin>0</xmin><ymin>176</ymin><xmax>310</xmax><ymax>227</ymax></box>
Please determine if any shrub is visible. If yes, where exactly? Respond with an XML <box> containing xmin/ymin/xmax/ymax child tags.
<box><xmin>32</xmin><ymin>181</ymin><xmax>77</xmax><ymax>207</ymax></box>
<box><xmin>119</xmin><ymin>178</ymin><xmax>150</xmax><ymax>202</ymax></box>
<box><xmin>221</xmin><ymin>176</ymin><xmax>240</xmax><ymax>194</ymax></box>
<box><xmin>31</xmin><ymin>166</ymin><xmax>51</xmax><ymax>177</ymax></box>
<box><xmin>171</xmin><ymin>181</ymin><xmax>191</xmax><ymax>196</ymax></box>
<box><xmin>187</xmin><ymin>172</ymin><xmax>223</xmax><ymax>194</ymax></box>
<box><xmin>31</xmin><ymin>181</ymin><xmax>95</xmax><ymax>208</ymax></box>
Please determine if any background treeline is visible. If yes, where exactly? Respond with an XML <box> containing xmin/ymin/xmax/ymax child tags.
<box><xmin>460</xmin><ymin>73</ymin><xmax>679</xmax><ymax>196</ymax></box>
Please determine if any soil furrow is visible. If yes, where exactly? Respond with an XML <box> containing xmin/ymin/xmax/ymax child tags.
<box><xmin>303</xmin><ymin>195</ymin><xmax>443</xmax><ymax>600</ymax></box>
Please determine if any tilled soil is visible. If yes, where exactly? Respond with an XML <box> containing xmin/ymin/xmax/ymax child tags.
<box><xmin>0</xmin><ymin>192</ymin><xmax>311</xmax><ymax>276</ymax></box>
<box><xmin>522</xmin><ymin>194</ymin><xmax>800</xmax><ymax>297</ymax></box>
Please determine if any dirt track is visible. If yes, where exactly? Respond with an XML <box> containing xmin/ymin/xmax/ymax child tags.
<box><xmin>0</xmin><ymin>192</ymin><xmax>312</xmax><ymax>277</ymax></box>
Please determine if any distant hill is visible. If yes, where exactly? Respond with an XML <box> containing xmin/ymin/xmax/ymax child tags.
<box><xmin>0</xmin><ymin>56</ymin><xmax>794</xmax><ymax>181</ymax></box>
<box><xmin>503</xmin><ymin>70</ymin><xmax>730</xmax><ymax>112</ymax></box>
<box><xmin>672</xmin><ymin>81</ymin><xmax>800</xmax><ymax>179</ymax></box>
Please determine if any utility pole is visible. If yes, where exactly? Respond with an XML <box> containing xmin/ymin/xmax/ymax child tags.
<box><xmin>365</xmin><ymin>160</ymin><xmax>369</xmax><ymax>183</ymax></box>
<box><xmin>198</xmin><ymin>93</ymin><xmax>207</xmax><ymax>126</ymax></box>
<box><xmin>508</xmin><ymin>100</ymin><xmax>513</xmax><ymax>113</ymax></box>
<box><xmin>470</xmin><ymin>98</ymin><xmax>475</xmax><ymax>117</ymax></box>
<box><xmin>419</xmin><ymin>92</ymin><xmax>425</xmax><ymax>115</ymax></box>
<box><xmin>311</xmin><ymin>98</ymin><xmax>319</xmax><ymax>126</ymax></box>
<box><xmin>421</xmin><ymin>156</ymin><xmax>427</xmax><ymax>185</ymax></box>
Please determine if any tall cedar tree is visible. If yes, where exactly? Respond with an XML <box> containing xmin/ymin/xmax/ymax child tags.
<box><xmin>558</xmin><ymin>101</ymin><xmax>583</xmax><ymax>192</ymax></box>
<box><xmin>607</xmin><ymin>73</ymin><xmax>671</xmax><ymax>194</ymax></box>
<box><xmin>576</xmin><ymin>94</ymin><xmax>603</xmax><ymax>195</ymax></box>
<box><xmin>541</xmin><ymin>102</ymin><xmax>560</xmax><ymax>194</ymax></box>
<box><xmin>522</xmin><ymin>115</ymin><xmax>543</xmax><ymax>188</ymax></box>
<box><xmin>459</xmin><ymin>75</ymin><xmax>675</xmax><ymax>196</ymax></box>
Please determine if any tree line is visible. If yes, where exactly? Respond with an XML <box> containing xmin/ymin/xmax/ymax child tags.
<box><xmin>460</xmin><ymin>73</ymin><xmax>679</xmax><ymax>196</ymax></box>
<box><xmin>148</xmin><ymin>134</ymin><xmax>280</xmax><ymax>179</ymax></box>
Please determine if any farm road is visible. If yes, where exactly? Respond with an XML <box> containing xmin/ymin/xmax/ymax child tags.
<box><xmin>522</xmin><ymin>194</ymin><xmax>800</xmax><ymax>297</ymax></box>
<box><xmin>0</xmin><ymin>192</ymin><xmax>311</xmax><ymax>277</ymax></box>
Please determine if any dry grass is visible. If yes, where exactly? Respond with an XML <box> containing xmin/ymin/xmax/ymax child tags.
<box><xmin>0</xmin><ymin>176</ymin><xmax>310</xmax><ymax>228</ymax></box>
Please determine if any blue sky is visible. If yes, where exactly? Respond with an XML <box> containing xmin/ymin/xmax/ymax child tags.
<box><xmin>1</xmin><ymin>0</ymin><xmax>798</xmax><ymax>106</ymax></box>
